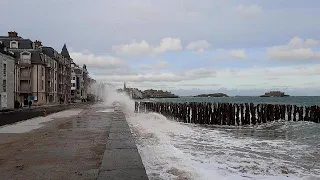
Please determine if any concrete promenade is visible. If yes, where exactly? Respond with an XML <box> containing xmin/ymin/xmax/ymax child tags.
<box><xmin>0</xmin><ymin>102</ymin><xmax>93</xmax><ymax>126</ymax></box>
<box><xmin>0</xmin><ymin>104</ymin><xmax>148</xmax><ymax>180</ymax></box>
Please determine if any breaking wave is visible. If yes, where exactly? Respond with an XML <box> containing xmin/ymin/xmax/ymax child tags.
<box><xmin>104</xmin><ymin>88</ymin><xmax>320</xmax><ymax>180</ymax></box>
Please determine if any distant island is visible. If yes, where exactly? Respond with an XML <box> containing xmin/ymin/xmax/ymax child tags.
<box><xmin>194</xmin><ymin>93</ymin><xmax>229</xmax><ymax>97</ymax></box>
<box><xmin>260</xmin><ymin>91</ymin><xmax>290</xmax><ymax>97</ymax></box>
<box><xmin>143</xmin><ymin>89</ymin><xmax>179</xmax><ymax>98</ymax></box>
<box><xmin>117</xmin><ymin>82</ymin><xmax>179</xmax><ymax>99</ymax></box>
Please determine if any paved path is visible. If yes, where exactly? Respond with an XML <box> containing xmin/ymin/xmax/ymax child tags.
<box><xmin>0</xmin><ymin>105</ymin><xmax>148</xmax><ymax>180</ymax></box>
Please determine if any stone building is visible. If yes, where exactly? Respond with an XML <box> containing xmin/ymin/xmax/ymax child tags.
<box><xmin>0</xmin><ymin>31</ymin><xmax>71</xmax><ymax>105</ymax></box>
<box><xmin>0</xmin><ymin>42</ymin><xmax>15</xmax><ymax>110</ymax></box>
<box><xmin>70</xmin><ymin>62</ymin><xmax>90</xmax><ymax>102</ymax></box>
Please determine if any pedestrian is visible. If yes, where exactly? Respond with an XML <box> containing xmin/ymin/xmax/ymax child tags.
<box><xmin>28</xmin><ymin>100</ymin><xmax>32</xmax><ymax>109</ymax></box>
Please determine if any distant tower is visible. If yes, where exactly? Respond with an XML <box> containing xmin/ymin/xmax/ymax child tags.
<box><xmin>124</xmin><ymin>82</ymin><xmax>126</xmax><ymax>90</ymax></box>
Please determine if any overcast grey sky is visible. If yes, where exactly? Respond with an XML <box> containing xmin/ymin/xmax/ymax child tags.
<box><xmin>1</xmin><ymin>0</ymin><xmax>320</xmax><ymax>95</ymax></box>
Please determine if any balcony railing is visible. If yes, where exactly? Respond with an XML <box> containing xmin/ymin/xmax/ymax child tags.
<box><xmin>19</xmin><ymin>59</ymin><xmax>32</xmax><ymax>67</ymax></box>
<box><xmin>20</xmin><ymin>86</ymin><xmax>32</xmax><ymax>93</ymax></box>
<box><xmin>46</xmin><ymin>86</ymin><xmax>53</xmax><ymax>93</ymax></box>
<box><xmin>20</xmin><ymin>73</ymin><xmax>31</xmax><ymax>80</ymax></box>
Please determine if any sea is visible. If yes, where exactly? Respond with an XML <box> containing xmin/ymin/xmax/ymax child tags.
<box><xmin>149</xmin><ymin>96</ymin><xmax>320</xmax><ymax>106</ymax></box>
<box><xmin>106</xmin><ymin>92</ymin><xmax>320</xmax><ymax>180</ymax></box>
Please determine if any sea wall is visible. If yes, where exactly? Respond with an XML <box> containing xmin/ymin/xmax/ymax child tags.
<box><xmin>135</xmin><ymin>101</ymin><xmax>320</xmax><ymax>125</ymax></box>
<box><xmin>0</xmin><ymin>103</ymin><xmax>91</xmax><ymax>126</ymax></box>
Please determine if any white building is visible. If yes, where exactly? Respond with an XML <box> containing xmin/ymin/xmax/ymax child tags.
<box><xmin>0</xmin><ymin>42</ymin><xmax>15</xmax><ymax>110</ymax></box>
<box><xmin>70</xmin><ymin>62</ymin><xmax>89</xmax><ymax>102</ymax></box>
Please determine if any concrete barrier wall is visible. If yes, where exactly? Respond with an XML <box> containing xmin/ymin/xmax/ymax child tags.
<box><xmin>0</xmin><ymin>103</ymin><xmax>91</xmax><ymax>127</ymax></box>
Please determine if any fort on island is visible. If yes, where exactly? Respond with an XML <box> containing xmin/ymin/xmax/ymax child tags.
<box><xmin>260</xmin><ymin>91</ymin><xmax>290</xmax><ymax>97</ymax></box>
<box><xmin>117</xmin><ymin>82</ymin><xmax>179</xmax><ymax>99</ymax></box>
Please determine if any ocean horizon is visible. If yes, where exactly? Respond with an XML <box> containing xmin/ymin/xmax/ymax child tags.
<box><xmin>148</xmin><ymin>96</ymin><xmax>320</xmax><ymax>106</ymax></box>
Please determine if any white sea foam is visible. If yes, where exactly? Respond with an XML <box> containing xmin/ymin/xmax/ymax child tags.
<box><xmin>104</xmin><ymin>88</ymin><xmax>320</xmax><ymax>180</ymax></box>
<box><xmin>0</xmin><ymin>109</ymin><xmax>82</xmax><ymax>133</ymax></box>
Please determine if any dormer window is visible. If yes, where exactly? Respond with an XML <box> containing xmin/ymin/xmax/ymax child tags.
<box><xmin>10</xmin><ymin>41</ymin><xmax>18</xmax><ymax>48</ymax></box>
<box><xmin>21</xmin><ymin>51</ymin><xmax>31</xmax><ymax>60</ymax></box>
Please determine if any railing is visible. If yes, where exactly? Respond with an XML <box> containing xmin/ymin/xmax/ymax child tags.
<box><xmin>19</xmin><ymin>59</ymin><xmax>32</xmax><ymax>66</ymax></box>
<box><xmin>19</xmin><ymin>87</ymin><xmax>32</xmax><ymax>93</ymax></box>
<box><xmin>20</xmin><ymin>73</ymin><xmax>31</xmax><ymax>80</ymax></box>
<box><xmin>135</xmin><ymin>102</ymin><xmax>320</xmax><ymax>125</ymax></box>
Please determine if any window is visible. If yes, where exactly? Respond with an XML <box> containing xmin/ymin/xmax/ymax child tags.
<box><xmin>10</xmin><ymin>41</ymin><xmax>18</xmax><ymax>48</ymax></box>
<box><xmin>3</xmin><ymin>64</ymin><xmax>6</xmax><ymax>77</ymax></box>
<box><xmin>21</xmin><ymin>51</ymin><xmax>31</xmax><ymax>60</ymax></box>
<box><xmin>42</xmin><ymin>67</ymin><xmax>44</xmax><ymax>76</ymax></box>
<box><xmin>55</xmin><ymin>84</ymin><xmax>56</xmax><ymax>91</ymax></box>
<box><xmin>3</xmin><ymin>80</ymin><xmax>6</xmax><ymax>92</ymax></box>
<box><xmin>42</xmin><ymin>80</ymin><xmax>44</xmax><ymax>90</ymax></box>
<box><xmin>72</xmin><ymin>77</ymin><xmax>75</xmax><ymax>80</ymax></box>
<box><xmin>72</xmin><ymin>83</ymin><xmax>75</xmax><ymax>87</ymax></box>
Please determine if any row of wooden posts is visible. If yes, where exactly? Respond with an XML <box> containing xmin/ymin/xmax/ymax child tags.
<box><xmin>134</xmin><ymin>101</ymin><xmax>320</xmax><ymax>125</ymax></box>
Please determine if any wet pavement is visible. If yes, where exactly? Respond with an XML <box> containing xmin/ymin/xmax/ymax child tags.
<box><xmin>0</xmin><ymin>105</ymin><xmax>148</xmax><ymax>180</ymax></box>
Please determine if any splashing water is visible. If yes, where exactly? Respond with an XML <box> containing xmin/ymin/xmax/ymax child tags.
<box><xmin>103</xmin><ymin>88</ymin><xmax>320</xmax><ymax>180</ymax></box>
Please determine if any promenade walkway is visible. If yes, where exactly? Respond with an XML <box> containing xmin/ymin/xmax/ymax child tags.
<box><xmin>0</xmin><ymin>104</ymin><xmax>148</xmax><ymax>180</ymax></box>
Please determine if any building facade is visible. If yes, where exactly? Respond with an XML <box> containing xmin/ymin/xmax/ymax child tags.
<box><xmin>0</xmin><ymin>43</ymin><xmax>15</xmax><ymax>110</ymax></box>
<box><xmin>0</xmin><ymin>31</ymin><xmax>72</xmax><ymax>105</ymax></box>
<box><xmin>70</xmin><ymin>62</ymin><xmax>89</xmax><ymax>102</ymax></box>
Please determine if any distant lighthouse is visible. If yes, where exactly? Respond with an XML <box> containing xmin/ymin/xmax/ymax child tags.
<box><xmin>123</xmin><ymin>82</ymin><xmax>126</xmax><ymax>90</ymax></box>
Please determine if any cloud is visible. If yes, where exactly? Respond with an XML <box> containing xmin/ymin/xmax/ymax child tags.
<box><xmin>92</xmin><ymin>68</ymin><xmax>137</xmax><ymax>76</ymax></box>
<box><xmin>186</xmin><ymin>40</ymin><xmax>211</xmax><ymax>54</ymax></box>
<box><xmin>140</xmin><ymin>61</ymin><xmax>172</xmax><ymax>70</ymax></box>
<box><xmin>235</xmin><ymin>4</ymin><xmax>263</xmax><ymax>17</ymax></box>
<box><xmin>228</xmin><ymin>50</ymin><xmax>248</xmax><ymax>59</ymax></box>
<box><xmin>267</xmin><ymin>37</ymin><xmax>320</xmax><ymax>61</ymax></box>
<box><xmin>70</xmin><ymin>51</ymin><xmax>128</xmax><ymax>69</ymax></box>
<box><xmin>94</xmin><ymin>68</ymin><xmax>216</xmax><ymax>82</ymax></box>
<box><xmin>214</xmin><ymin>49</ymin><xmax>248</xmax><ymax>60</ymax></box>
<box><xmin>112</xmin><ymin>37</ymin><xmax>182</xmax><ymax>57</ymax></box>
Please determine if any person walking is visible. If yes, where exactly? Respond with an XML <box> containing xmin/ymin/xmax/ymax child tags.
<box><xmin>28</xmin><ymin>100</ymin><xmax>32</xmax><ymax>109</ymax></box>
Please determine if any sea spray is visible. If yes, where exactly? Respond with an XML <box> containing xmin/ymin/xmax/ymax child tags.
<box><xmin>100</xmin><ymin>87</ymin><xmax>320</xmax><ymax>180</ymax></box>
<box><xmin>102</xmin><ymin>85</ymin><xmax>135</xmax><ymax>115</ymax></box>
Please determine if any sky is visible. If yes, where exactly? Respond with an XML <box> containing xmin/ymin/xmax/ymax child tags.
<box><xmin>1</xmin><ymin>0</ymin><xmax>320</xmax><ymax>96</ymax></box>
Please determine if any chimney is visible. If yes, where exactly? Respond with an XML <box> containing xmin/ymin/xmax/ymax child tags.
<box><xmin>8</xmin><ymin>31</ymin><xmax>18</xmax><ymax>37</ymax></box>
<box><xmin>34</xmin><ymin>40</ymin><xmax>42</xmax><ymax>47</ymax></box>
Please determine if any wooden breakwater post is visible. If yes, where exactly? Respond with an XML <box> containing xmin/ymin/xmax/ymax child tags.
<box><xmin>134</xmin><ymin>101</ymin><xmax>320</xmax><ymax>125</ymax></box>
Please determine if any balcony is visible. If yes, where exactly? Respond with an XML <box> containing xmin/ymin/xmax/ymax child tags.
<box><xmin>19</xmin><ymin>86</ymin><xmax>32</xmax><ymax>93</ymax></box>
<box><xmin>46</xmin><ymin>86</ymin><xmax>53</xmax><ymax>93</ymax></box>
<box><xmin>19</xmin><ymin>60</ymin><xmax>32</xmax><ymax>67</ymax></box>
<box><xmin>45</xmin><ymin>61</ymin><xmax>51</xmax><ymax>68</ymax></box>
<box><xmin>20</xmin><ymin>73</ymin><xmax>31</xmax><ymax>80</ymax></box>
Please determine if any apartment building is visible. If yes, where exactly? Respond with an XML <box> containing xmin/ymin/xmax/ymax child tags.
<box><xmin>70</xmin><ymin>62</ymin><xmax>88</xmax><ymax>102</ymax></box>
<box><xmin>0</xmin><ymin>43</ymin><xmax>15</xmax><ymax>110</ymax></box>
<box><xmin>0</xmin><ymin>31</ymin><xmax>71</xmax><ymax>105</ymax></box>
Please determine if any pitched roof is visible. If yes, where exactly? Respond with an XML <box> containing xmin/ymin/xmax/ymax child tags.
<box><xmin>41</xmin><ymin>46</ymin><xmax>55</xmax><ymax>57</ymax></box>
<box><xmin>0</xmin><ymin>38</ymin><xmax>34</xmax><ymax>49</ymax></box>
<box><xmin>0</xmin><ymin>43</ymin><xmax>15</xmax><ymax>58</ymax></box>
<box><xmin>61</xmin><ymin>44</ymin><xmax>70</xmax><ymax>59</ymax></box>
<box><xmin>13</xmin><ymin>50</ymin><xmax>45</xmax><ymax>64</ymax></box>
